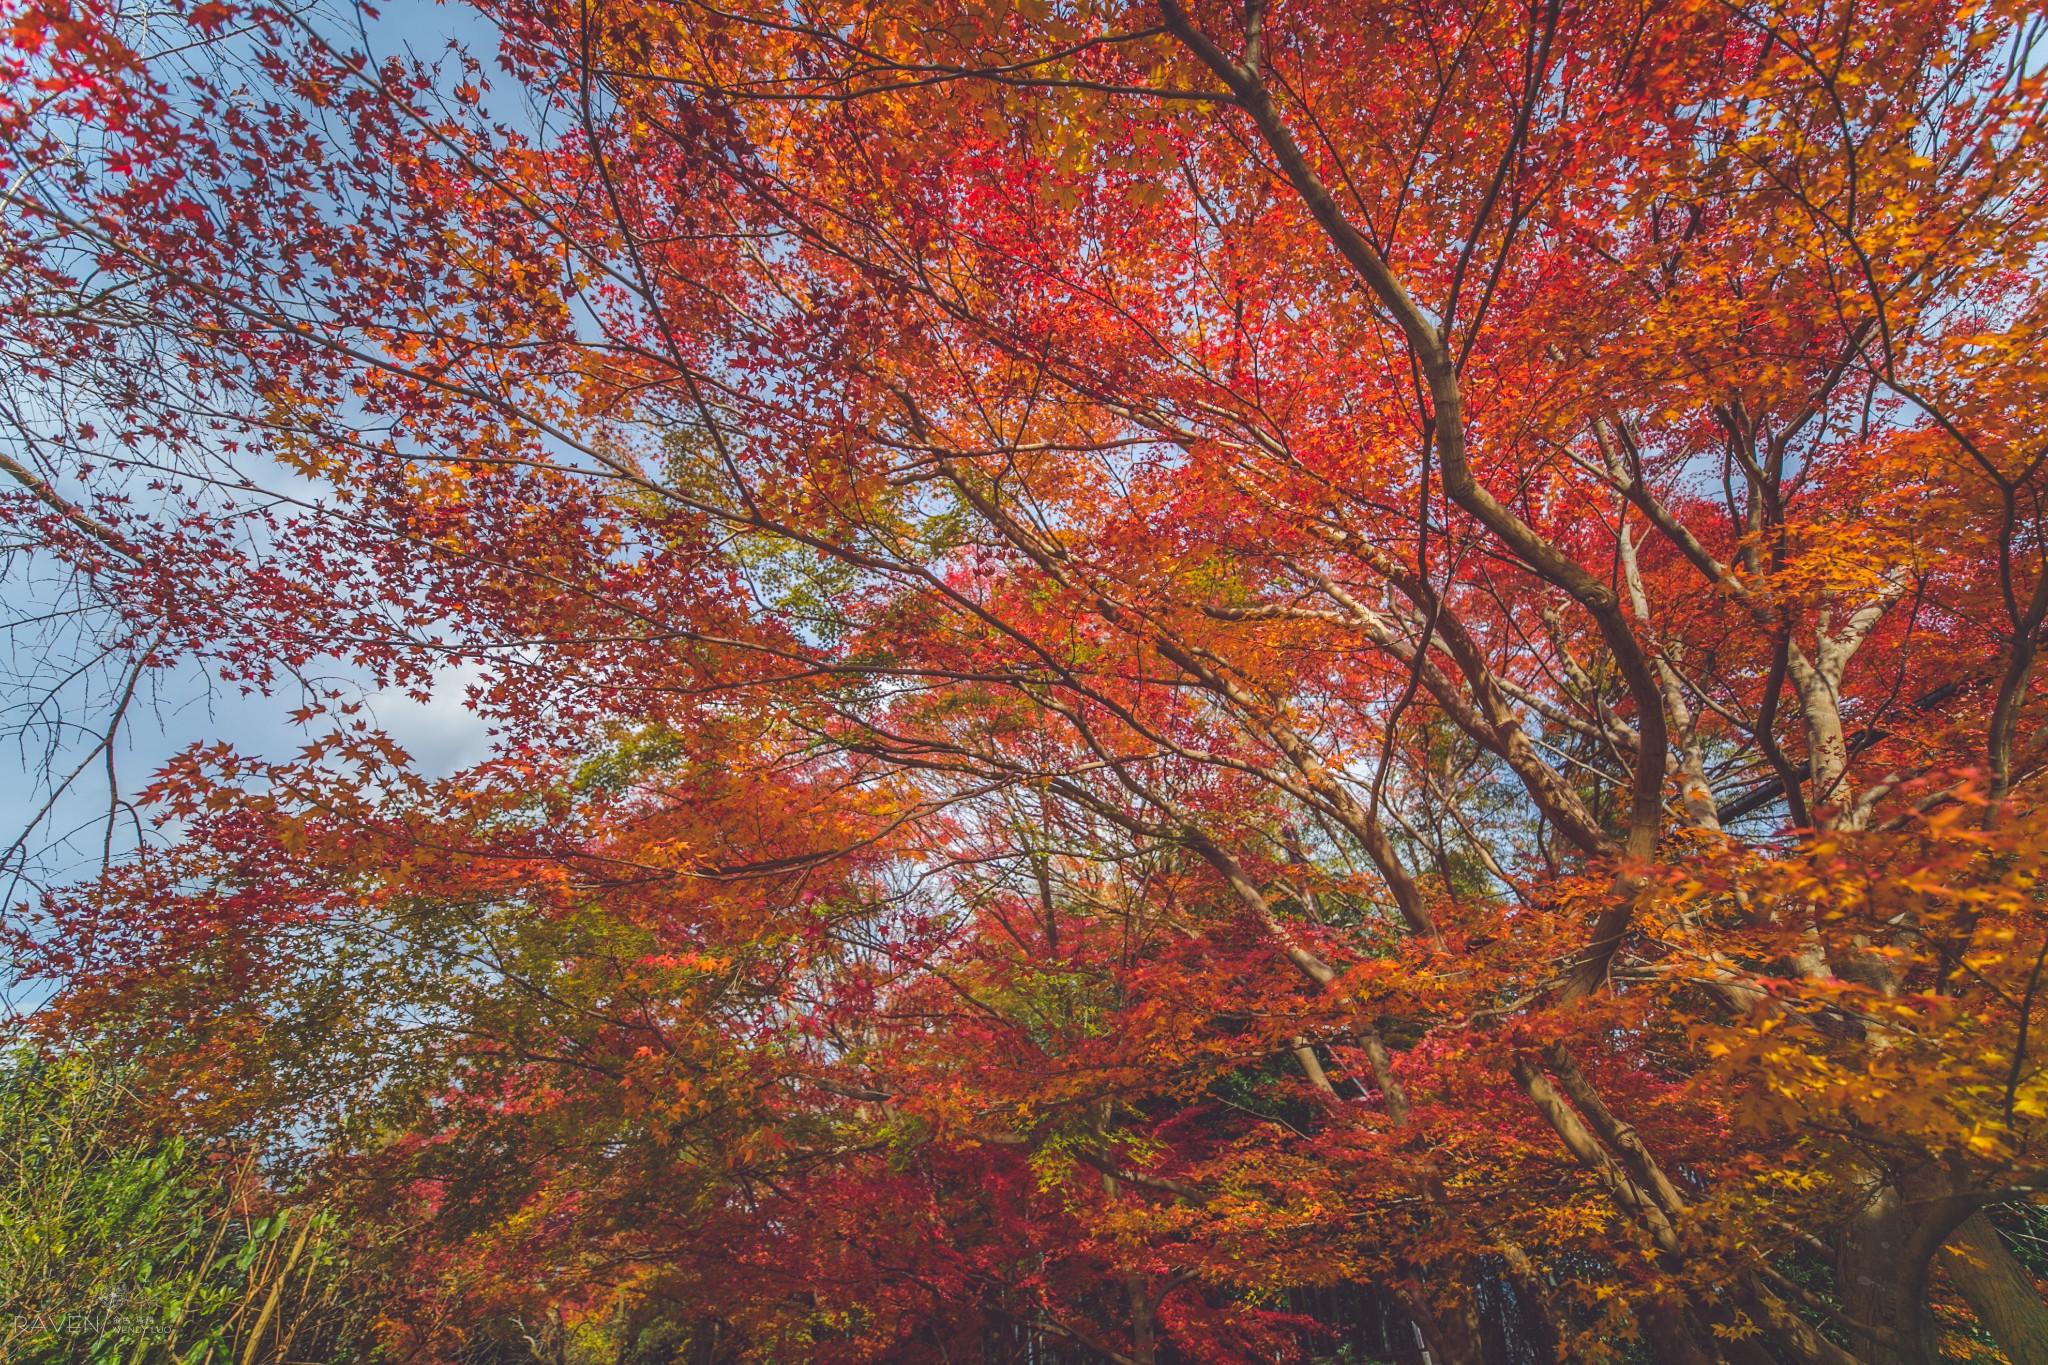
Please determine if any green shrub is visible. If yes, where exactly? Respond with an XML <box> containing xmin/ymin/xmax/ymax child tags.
<box><xmin>0</xmin><ymin>1047</ymin><xmax>367</xmax><ymax>1364</ymax></box>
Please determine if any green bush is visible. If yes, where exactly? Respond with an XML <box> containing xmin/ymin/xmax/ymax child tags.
<box><xmin>0</xmin><ymin>1047</ymin><xmax>367</xmax><ymax>1364</ymax></box>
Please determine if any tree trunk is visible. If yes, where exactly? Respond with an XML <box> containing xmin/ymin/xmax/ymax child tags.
<box><xmin>1641</xmin><ymin>1299</ymin><xmax>1718</xmax><ymax>1365</ymax></box>
<box><xmin>1396</xmin><ymin>1279</ymin><xmax>1487</xmax><ymax>1365</ymax></box>
<box><xmin>1837</xmin><ymin>1186</ymin><xmax>1919</xmax><ymax>1365</ymax></box>
<box><xmin>1126</xmin><ymin>1275</ymin><xmax>1156</xmax><ymax>1365</ymax></box>
<box><xmin>1940</xmin><ymin>1213</ymin><xmax>2048</xmax><ymax>1365</ymax></box>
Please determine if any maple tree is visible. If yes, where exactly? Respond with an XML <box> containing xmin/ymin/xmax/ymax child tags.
<box><xmin>3</xmin><ymin>0</ymin><xmax>2048</xmax><ymax>1359</ymax></box>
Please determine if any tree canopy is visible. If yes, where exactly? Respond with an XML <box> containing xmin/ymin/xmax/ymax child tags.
<box><xmin>3</xmin><ymin>0</ymin><xmax>2048</xmax><ymax>1360</ymax></box>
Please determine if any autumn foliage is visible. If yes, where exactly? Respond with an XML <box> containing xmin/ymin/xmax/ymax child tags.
<box><xmin>3</xmin><ymin>0</ymin><xmax>2048</xmax><ymax>1359</ymax></box>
